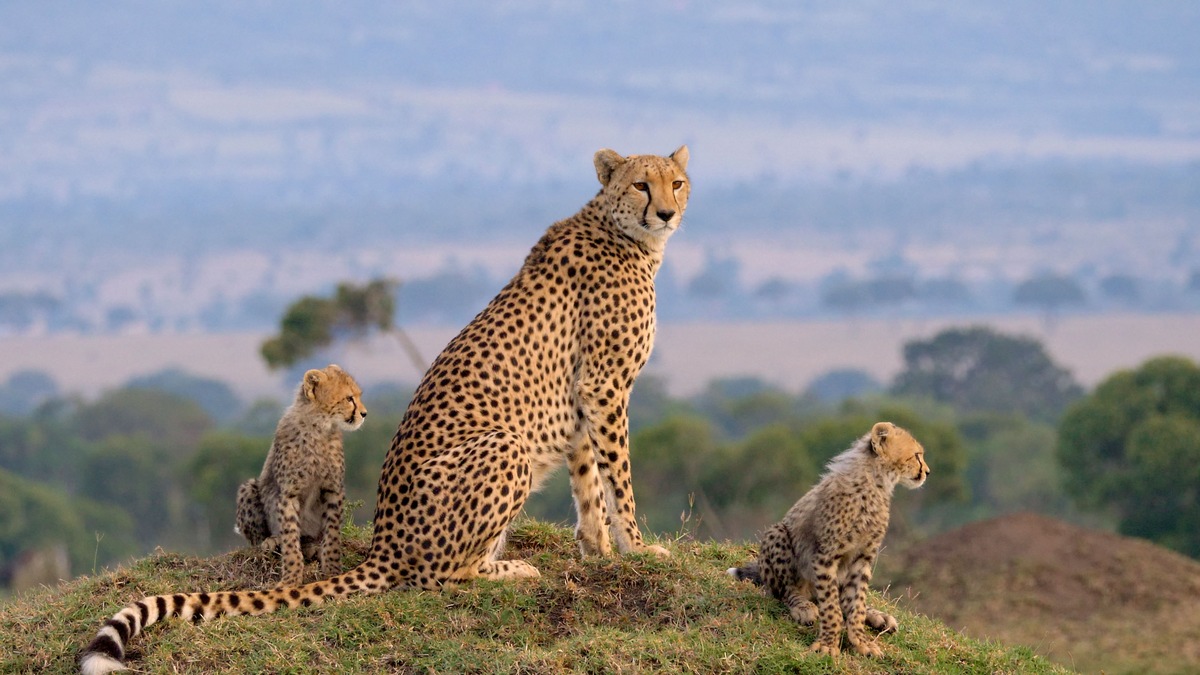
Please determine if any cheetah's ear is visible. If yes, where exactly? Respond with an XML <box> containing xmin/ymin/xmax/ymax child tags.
<box><xmin>302</xmin><ymin>368</ymin><xmax>325</xmax><ymax>400</ymax></box>
<box><xmin>670</xmin><ymin>145</ymin><xmax>689</xmax><ymax>172</ymax></box>
<box><xmin>869</xmin><ymin>421</ymin><xmax>894</xmax><ymax>454</ymax></box>
<box><xmin>594</xmin><ymin>149</ymin><xmax>626</xmax><ymax>186</ymax></box>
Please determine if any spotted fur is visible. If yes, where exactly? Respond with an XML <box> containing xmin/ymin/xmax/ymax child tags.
<box><xmin>79</xmin><ymin>146</ymin><xmax>690</xmax><ymax>674</ymax></box>
<box><xmin>727</xmin><ymin>422</ymin><xmax>929</xmax><ymax>657</ymax></box>
<box><xmin>234</xmin><ymin>364</ymin><xmax>366</xmax><ymax>586</ymax></box>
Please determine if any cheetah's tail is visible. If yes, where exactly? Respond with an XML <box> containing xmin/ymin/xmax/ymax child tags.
<box><xmin>79</xmin><ymin>561</ymin><xmax>387</xmax><ymax>674</ymax></box>
<box><xmin>726</xmin><ymin>560</ymin><xmax>763</xmax><ymax>585</ymax></box>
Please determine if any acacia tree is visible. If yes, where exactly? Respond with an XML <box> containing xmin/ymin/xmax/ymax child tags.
<box><xmin>1057</xmin><ymin>356</ymin><xmax>1200</xmax><ymax>557</ymax></box>
<box><xmin>260</xmin><ymin>278</ymin><xmax>424</xmax><ymax>373</ymax></box>
<box><xmin>891</xmin><ymin>326</ymin><xmax>1083</xmax><ymax>423</ymax></box>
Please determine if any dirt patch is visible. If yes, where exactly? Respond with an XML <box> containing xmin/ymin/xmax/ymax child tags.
<box><xmin>883</xmin><ymin>512</ymin><xmax>1200</xmax><ymax>674</ymax></box>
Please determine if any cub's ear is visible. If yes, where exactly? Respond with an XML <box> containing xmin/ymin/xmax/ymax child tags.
<box><xmin>302</xmin><ymin>369</ymin><xmax>325</xmax><ymax>400</ymax></box>
<box><xmin>869</xmin><ymin>421</ymin><xmax>894</xmax><ymax>453</ymax></box>
<box><xmin>594</xmin><ymin>149</ymin><xmax>625</xmax><ymax>186</ymax></box>
<box><xmin>670</xmin><ymin>145</ymin><xmax>689</xmax><ymax>172</ymax></box>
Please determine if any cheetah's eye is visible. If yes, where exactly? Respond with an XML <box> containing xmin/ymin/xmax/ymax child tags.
<box><xmin>632</xmin><ymin>182</ymin><xmax>649</xmax><ymax>193</ymax></box>
<box><xmin>672</xmin><ymin>180</ymin><xmax>684</xmax><ymax>190</ymax></box>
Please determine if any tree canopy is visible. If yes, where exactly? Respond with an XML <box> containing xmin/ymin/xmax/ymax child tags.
<box><xmin>1057</xmin><ymin>356</ymin><xmax>1200</xmax><ymax>557</ymax></box>
<box><xmin>260</xmin><ymin>278</ymin><xmax>424</xmax><ymax>371</ymax></box>
<box><xmin>891</xmin><ymin>326</ymin><xmax>1083</xmax><ymax>423</ymax></box>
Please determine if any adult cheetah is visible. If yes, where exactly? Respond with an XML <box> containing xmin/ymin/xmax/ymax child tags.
<box><xmin>80</xmin><ymin>146</ymin><xmax>690</xmax><ymax>674</ymax></box>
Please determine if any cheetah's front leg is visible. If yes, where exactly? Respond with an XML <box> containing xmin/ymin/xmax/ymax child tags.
<box><xmin>839</xmin><ymin>553</ymin><xmax>885</xmax><ymax>657</ymax></box>
<box><xmin>578</xmin><ymin>380</ymin><xmax>668</xmax><ymax>558</ymax></box>
<box><xmin>275</xmin><ymin>494</ymin><xmax>306</xmax><ymax>586</ymax></box>
<box><xmin>567</xmin><ymin>432</ymin><xmax>611</xmax><ymax>556</ymax></box>
<box><xmin>317</xmin><ymin>486</ymin><xmax>344</xmax><ymax>578</ymax></box>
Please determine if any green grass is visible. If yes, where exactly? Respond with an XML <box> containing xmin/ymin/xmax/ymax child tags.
<box><xmin>0</xmin><ymin>519</ymin><xmax>1070</xmax><ymax>674</ymax></box>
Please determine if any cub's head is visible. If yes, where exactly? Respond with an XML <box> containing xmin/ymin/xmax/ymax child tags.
<box><xmin>869</xmin><ymin>421</ymin><xmax>929</xmax><ymax>489</ymax></box>
<box><xmin>593</xmin><ymin>146</ymin><xmax>690</xmax><ymax>249</ymax></box>
<box><xmin>301</xmin><ymin>364</ymin><xmax>368</xmax><ymax>431</ymax></box>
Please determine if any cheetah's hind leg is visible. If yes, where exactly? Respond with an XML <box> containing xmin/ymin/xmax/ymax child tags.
<box><xmin>416</xmin><ymin>430</ymin><xmax>541</xmax><ymax>585</ymax></box>
<box><xmin>473</xmin><ymin>521</ymin><xmax>539</xmax><ymax>580</ymax></box>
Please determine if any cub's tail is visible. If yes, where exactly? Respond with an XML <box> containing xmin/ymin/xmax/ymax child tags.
<box><xmin>79</xmin><ymin>561</ymin><xmax>387</xmax><ymax>675</ymax></box>
<box><xmin>726</xmin><ymin>560</ymin><xmax>763</xmax><ymax>585</ymax></box>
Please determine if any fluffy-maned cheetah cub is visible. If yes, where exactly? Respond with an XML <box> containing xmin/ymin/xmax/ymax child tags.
<box><xmin>728</xmin><ymin>422</ymin><xmax>929</xmax><ymax>657</ymax></box>
<box><xmin>79</xmin><ymin>147</ymin><xmax>688</xmax><ymax>675</ymax></box>
<box><xmin>234</xmin><ymin>364</ymin><xmax>367</xmax><ymax>586</ymax></box>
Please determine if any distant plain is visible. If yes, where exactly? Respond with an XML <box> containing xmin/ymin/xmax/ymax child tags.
<box><xmin>7</xmin><ymin>312</ymin><xmax>1199</xmax><ymax>403</ymax></box>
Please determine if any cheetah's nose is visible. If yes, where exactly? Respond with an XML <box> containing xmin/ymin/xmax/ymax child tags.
<box><xmin>656</xmin><ymin>209</ymin><xmax>675</xmax><ymax>222</ymax></box>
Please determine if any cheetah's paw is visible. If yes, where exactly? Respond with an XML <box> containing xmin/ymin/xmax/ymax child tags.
<box><xmin>848</xmin><ymin>635</ymin><xmax>884</xmax><ymax>658</ymax></box>
<box><xmin>636</xmin><ymin>544</ymin><xmax>671</xmax><ymax>558</ymax></box>
<box><xmin>866</xmin><ymin>609</ymin><xmax>898</xmax><ymax>633</ymax></box>
<box><xmin>809</xmin><ymin>640</ymin><xmax>841</xmax><ymax>657</ymax></box>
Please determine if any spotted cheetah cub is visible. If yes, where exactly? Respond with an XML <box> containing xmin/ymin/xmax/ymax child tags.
<box><xmin>728</xmin><ymin>422</ymin><xmax>929</xmax><ymax>657</ymax></box>
<box><xmin>235</xmin><ymin>364</ymin><xmax>367</xmax><ymax>586</ymax></box>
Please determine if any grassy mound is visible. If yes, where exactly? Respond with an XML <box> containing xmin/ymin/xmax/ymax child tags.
<box><xmin>1</xmin><ymin>519</ymin><xmax>1067</xmax><ymax>674</ymax></box>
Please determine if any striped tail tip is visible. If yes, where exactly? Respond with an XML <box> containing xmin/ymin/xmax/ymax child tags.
<box><xmin>79</xmin><ymin>623</ymin><xmax>127</xmax><ymax>674</ymax></box>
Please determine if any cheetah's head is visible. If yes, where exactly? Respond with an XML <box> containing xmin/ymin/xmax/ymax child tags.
<box><xmin>593</xmin><ymin>146</ymin><xmax>690</xmax><ymax>249</ymax></box>
<box><xmin>301</xmin><ymin>364</ymin><xmax>368</xmax><ymax>432</ymax></box>
<box><xmin>869</xmin><ymin>421</ymin><xmax>929</xmax><ymax>489</ymax></box>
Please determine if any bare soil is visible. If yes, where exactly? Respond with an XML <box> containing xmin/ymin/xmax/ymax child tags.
<box><xmin>882</xmin><ymin>512</ymin><xmax>1200</xmax><ymax>674</ymax></box>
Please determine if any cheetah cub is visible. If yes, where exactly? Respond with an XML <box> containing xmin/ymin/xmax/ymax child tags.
<box><xmin>728</xmin><ymin>422</ymin><xmax>929</xmax><ymax>657</ymax></box>
<box><xmin>235</xmin><ymin>364</ymin><xmax>367</xmax><ymax>586</ymax></box>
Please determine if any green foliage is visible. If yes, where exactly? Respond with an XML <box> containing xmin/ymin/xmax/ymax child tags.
<box><xmin>630</xmin><ymin>414</ymin><xmax>725</xmax><ymax>535</ymax></box>
<box><xmin>958</xmin><ymin>414</ymin><xmax>1074</xmax><ymax>520</ymax></box>
<box><xmin>628</xmin><ymin>375</ymin><xmax>688</xmax><ymax>433</ymax></box>
<box><xmin>0</xmin><ymin>406</ymin><xmax>91</xmax><ymax>487</ymax></box>
<box><xmin>0</xmin><ymin>369</ymin><xmax>59</xmax><ymax>416</ymax></box>
<box><xmin>125</xmin><ymin>368</ymin><xmax>243</xmax><ymax>423</ymax></box>
<box><xmin>187</xmin><ymin>433</ymin><xmax>272</xmax><ymax>551</ymax></box>
<box><xmin>78</xmin><ymin>436</ymin><xmax>177</xmax><ymax>548</ymax></box>
<box><xmin>1057</xmin><ymin>355</ymin><xmax>1200</xmax><ymax>556</ymax></box>
<box><xmin>260</xmin><ymin>279</ymin><xmax>397</xmax><ymax>370</ymax></box>
<box><xmin>716</xmin><ymin>424</ymin><xmax>817</xmax><ymax>510</ymax></box>
<box><xmin>804</xmin><ymin>368</ymin><xmax>883</xmax><ymax>404</ymax></box>
<box><xmin>72</xmin><ymin>388</ymin><xmax>214</xmax><ymax>452</ymax></box>
<box><xmin>891</xmin><ymin>325</ymin><xmax>1083</xmax><ymax>423</ymax></box>
<box><xmin>692</xmin><ymin>378</ymin><xmax>811</xmax><ymax>437</ymax></box>
<box><xmin>0</xmin><ymin>467</ymin><xmax>137</xmax><ymax>579</ymax></box>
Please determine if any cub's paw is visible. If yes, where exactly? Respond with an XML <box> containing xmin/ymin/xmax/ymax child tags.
<box><xmin>865</xmin><ymin>608</ymin><xmax>898</xmax><ymax>633</ymax></box>
<box><xmin>788</xmin><ymin>601</ymin><xmax>818</xmax><ymax>625</ymax></box>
